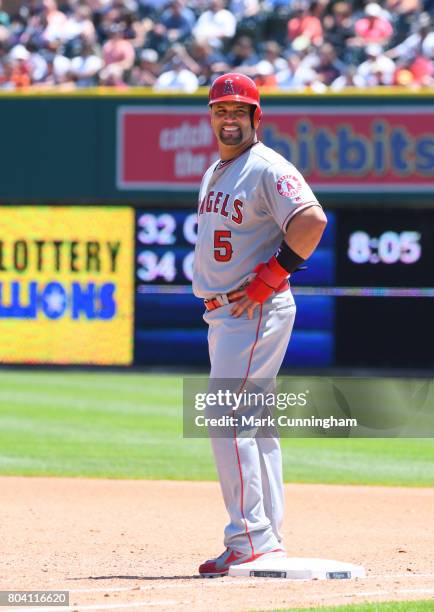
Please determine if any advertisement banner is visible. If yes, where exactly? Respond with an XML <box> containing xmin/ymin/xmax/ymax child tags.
<box><xmin>117</xmin><ymin>105</ymin><xmax>434</xmax><ymax>193</ymax></box>
<box><xmin>0</xmin><ymin>207</ymin><xmax>134</xmax><ymax>365</ymax></box>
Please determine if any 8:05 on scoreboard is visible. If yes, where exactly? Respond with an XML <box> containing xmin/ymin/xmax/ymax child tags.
<box><xmin>348</xmin><ymin>231</ymin><xmax>421</xmax><ymax>265</ymax></box>
<box><xmin>338</xmin><ymin>209</ymin><xmax>433</xmax><ymax>288</ymax></box>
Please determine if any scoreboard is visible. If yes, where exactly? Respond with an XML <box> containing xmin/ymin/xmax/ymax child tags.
<box><xmin>0</xmin><ymin>205</ymin><xmax>431</xmax><ymax>368</ymax></box>
<box><xmin>338</xmin><ymin>210</ymin><xmax>434</xmax><ymax>290</ymax></box>
<box><xmin>336</xmin><ymin>210</ymin><xmax>434</xmax><ymax>368</ymax></box>
<box><xmin>136</xmin><ymin>211</ymin><xmax>197</xmax><ymax>286</ymax></box>
<box><xmin>134</xmin><ymin>208</ymin><xmax>434</xmax><ymax>369</ymax></box>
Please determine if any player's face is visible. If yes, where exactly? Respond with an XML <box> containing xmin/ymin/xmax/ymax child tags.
<box><xmin>210</xmin><ymin>102</ymin><xmax>255</xmax><ymax>148</ymax></box>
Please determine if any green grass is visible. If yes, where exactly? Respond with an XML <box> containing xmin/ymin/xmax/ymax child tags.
<box><xmin>262</xmin><ymin>601</ymin><xmax>434</xmax><ymax>612</ymax></box>
<box><xmin>0</xmin><ymin>371</ymin><xmax>433</xmax><ymax>485</ymax></box>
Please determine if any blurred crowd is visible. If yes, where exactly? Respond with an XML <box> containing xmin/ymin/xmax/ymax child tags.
<box><xmin>0</xmin><ymin>0</ymin><xmax>432</xmax><ymax>91</ymax></box>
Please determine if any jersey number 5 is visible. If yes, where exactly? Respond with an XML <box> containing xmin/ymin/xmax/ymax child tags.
<box><xmin>214</xmin><ymin>230</ymin><xmax>233</xmax><ymax>262</ymax></box>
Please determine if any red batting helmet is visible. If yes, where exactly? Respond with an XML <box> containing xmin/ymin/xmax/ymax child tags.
<box><xmin>208</xmin><ymin>73</ymin><xmax>262</xmax><ymax>127</ymax></box>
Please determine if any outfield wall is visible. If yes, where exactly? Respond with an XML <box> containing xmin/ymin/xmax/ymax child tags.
<box><xmin>0</xmin><ymin>91</ymin><xmax>433</xmax><ymax>369</ymax></box>
<box><xmin>0</xmin><ymin>89</ymin><xmax>433</xmax><ymax>205</ymax></box>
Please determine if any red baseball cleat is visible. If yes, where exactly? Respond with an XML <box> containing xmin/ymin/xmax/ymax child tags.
<box><xmin>198</xmin><ymin>547</ymin><xmax>285</xmax><ymax>578</ymax></box>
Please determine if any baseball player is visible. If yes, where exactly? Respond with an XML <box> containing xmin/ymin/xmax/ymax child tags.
<box><xmin>192</xmin><ymin>73</ymin><xmax>327</xmax><ymax>577</ymax></box>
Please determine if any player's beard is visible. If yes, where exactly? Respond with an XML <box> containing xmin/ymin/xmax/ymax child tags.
<box><xmin>219</xmin><ymin>127</ymin><xmax>243</xmax><ymax>145</ymax></box>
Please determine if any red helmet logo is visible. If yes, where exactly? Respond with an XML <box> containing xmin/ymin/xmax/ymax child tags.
<box><xmin>223</xmin><ymin>79</ymin><xmax>235</xmax><ymax>95</ymax></box>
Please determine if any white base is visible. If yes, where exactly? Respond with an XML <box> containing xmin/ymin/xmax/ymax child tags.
<box><xmin>228</xmin><ymin>556</ymin><xmax>366</xmax><ymax>580</ymax></box>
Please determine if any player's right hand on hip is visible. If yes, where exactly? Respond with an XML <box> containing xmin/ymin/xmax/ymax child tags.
<box><xmin>229</xmin><ymin>289</ymin><xmax>261</xmax><ymax>319</ymax></box>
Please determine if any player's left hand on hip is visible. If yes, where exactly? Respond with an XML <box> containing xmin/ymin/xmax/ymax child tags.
<box><xmin>229</xmin><ymin>289</ymin><xmax>260</xmax><ymax>319</ymax></box>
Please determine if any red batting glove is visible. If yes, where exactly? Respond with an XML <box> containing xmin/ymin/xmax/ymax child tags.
<box><xmin>246</xmin><ymin>257</ymin><xmax>289</xmax><ymax>304</ymax></box>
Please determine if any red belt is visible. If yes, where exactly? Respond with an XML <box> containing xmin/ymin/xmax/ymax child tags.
<box><xmin>204</xmin><ymin>280</ymin><xmax>289</xmax><ymax>312</ymax></box>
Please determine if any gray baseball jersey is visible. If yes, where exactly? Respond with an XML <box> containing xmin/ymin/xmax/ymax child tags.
<box><xmin>192</xmin><ymin>141</ymin><xmax>321</xmax><ymax>299</ymax></box>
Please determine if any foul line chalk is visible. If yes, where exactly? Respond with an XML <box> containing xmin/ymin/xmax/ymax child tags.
<box><xmin>365</xmin><ymin>573</ymin><xmax>434</xmax><ymax>580</ymax></box>
<box><xmin>11</xmin><ymin>584</ymin><xmax>434</xmax><ymax>612</ymax></box>
<box><xmin>316</xmin><ymin>587</ymin><xmax>434</xmax><ymax>602</ymax></box>
<box><xmin>357</xmin><ymin>588</ymin><xmax>434</xmax><ymax>596</ymax></box>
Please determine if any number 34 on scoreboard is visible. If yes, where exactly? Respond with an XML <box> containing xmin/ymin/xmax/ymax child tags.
<box><xmin>137</xmin><ymin>250</ymin><xmax>195</xmax><ymax>283</ymax></box>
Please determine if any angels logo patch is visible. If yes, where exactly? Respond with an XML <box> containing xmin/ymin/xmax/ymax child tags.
<box><xmin>277</xmin><ymin>175</ymin><xmax>302</xmax><ymax>199</ymax></box>
<box><xmin>223</xmin><ymin>79</ymin><xmax>235</xmax><ymax>95</ymax></box>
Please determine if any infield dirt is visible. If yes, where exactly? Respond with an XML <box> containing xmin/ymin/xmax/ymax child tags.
<box><xmin>1</xmin><ymin>477</ymin><xmax>434</xmax><ymax>611</ymax></box>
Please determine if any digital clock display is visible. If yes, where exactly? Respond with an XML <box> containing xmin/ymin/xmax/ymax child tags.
<box><xmin>348</xmin><ymin>231</ymin><xmax>421</xmax><ymax>265</ymax></box>
<box><xmin>337</xmin><ymin>210</ymin><xmax>434</xmax><ymax>287</ymax></box>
